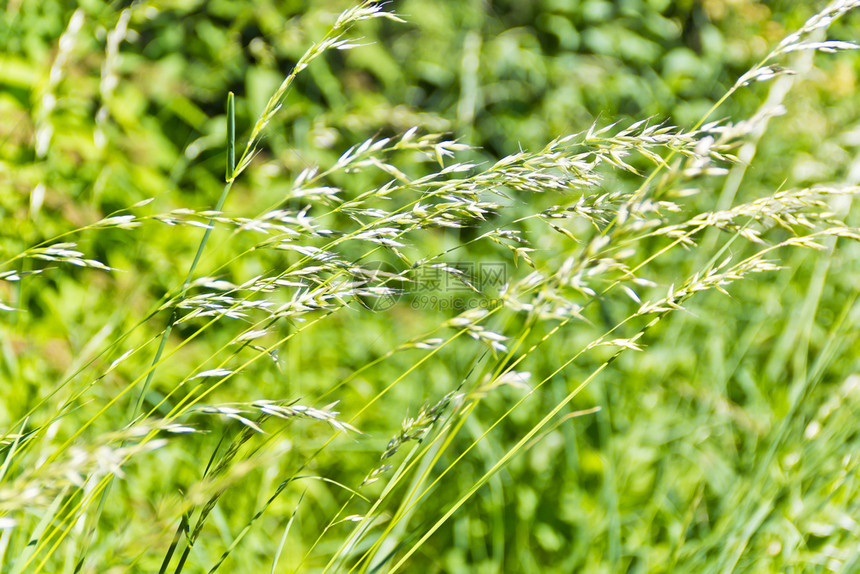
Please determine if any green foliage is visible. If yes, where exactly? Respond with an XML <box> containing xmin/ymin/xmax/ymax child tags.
<box><xmin>1</xmin><ymin>1</ymin><xmax>860</xmax><ymax>573</ymax></box>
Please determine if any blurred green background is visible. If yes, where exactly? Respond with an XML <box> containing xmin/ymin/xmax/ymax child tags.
<box><xmin>1</xmin><ymin>0</ymin><xmax>860</xmax><ymax>572</ymax></box>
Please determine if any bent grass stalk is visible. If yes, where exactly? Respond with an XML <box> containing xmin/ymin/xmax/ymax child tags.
<box><xmin>3</xmin><ymin>117</ymin><xmax>717</xmax><ymax>472</ymax></box>
<box><xmin>383</xmin><ymin>233</ymin><xmax>853</xmax><ymax>572</ymax></box>
<box><xmin>323</xmin><ymin>6</ymin><xmax>860</xmax><ymax>568</ymax></box>
<box><xmin>7</xmin><ymin>1</ymin><xmax>407</xmax><ymax>460</ymax></box>
<box><xmin>6</xmin><ymin>1</ymin><xmax>860</xmax><ymax>571</ymax></box>
<box><xmin>17</xmin><ymin>9</ymin><xmax>410</xmax><ymax>562</ymax></box>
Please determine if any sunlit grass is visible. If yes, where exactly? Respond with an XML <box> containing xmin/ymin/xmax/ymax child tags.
<box><xmin>1</xmin><ymin>1</ymin><xmax>859</xmax><ymax>573</ymax></box>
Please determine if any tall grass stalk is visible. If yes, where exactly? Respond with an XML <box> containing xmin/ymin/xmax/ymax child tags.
<box><xmin>1</xmin><ymin>1</ymin><xmax>860</xmax><ymax>572</ymax></box>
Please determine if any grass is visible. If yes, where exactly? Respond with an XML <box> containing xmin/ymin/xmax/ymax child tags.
<box><xmin>1</xmin><ymin>0</ymin><xmax>860</xmax><ymax>572</ymax></box>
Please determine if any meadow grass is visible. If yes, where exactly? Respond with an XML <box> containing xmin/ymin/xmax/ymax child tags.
<box><xmin>1</xmin><ymin>1</ymin><xmax>860</xmax><ymax>572</ymax></box>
